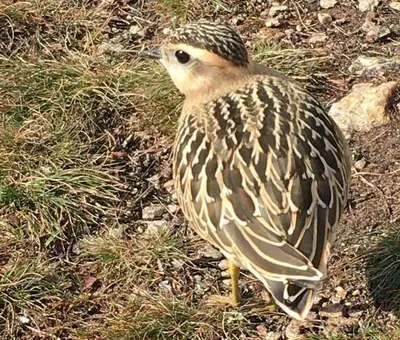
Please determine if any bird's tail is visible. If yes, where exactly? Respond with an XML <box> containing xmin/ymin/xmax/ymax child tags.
<box><xmin>261</xmin><ymin>278</ymin><xmax>318</xmax><ymax>320</ymax></box>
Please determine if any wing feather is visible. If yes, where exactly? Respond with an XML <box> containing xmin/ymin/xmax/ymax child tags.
<box><xmin>173</xmin><ymin>74</ymin><xmax>351</xmax><ymax>319</ymax></box>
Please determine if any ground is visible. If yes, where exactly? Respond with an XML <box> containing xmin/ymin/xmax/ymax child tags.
<box><xmin>1</xmin><ymin>0</ymin><xmax>400</xmax><ymax>339</ymax></box>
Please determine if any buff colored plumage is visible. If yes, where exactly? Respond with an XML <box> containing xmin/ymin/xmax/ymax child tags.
<box><xmin>139</xmin><ymin>21</ymin><xmax>351</xmax><ymax>320</ymax></box>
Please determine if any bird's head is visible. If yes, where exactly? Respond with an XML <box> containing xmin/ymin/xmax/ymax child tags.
<box><xmin>139</xmin><ymin>21</ymin><xmax>251</xmax><ymax>98</ymax></box>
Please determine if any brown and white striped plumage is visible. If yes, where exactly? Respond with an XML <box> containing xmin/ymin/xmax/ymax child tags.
<box><xmin>142</xmin><ymin>21</ymin><xmax>351</xmax><ymax>320</ymax></box>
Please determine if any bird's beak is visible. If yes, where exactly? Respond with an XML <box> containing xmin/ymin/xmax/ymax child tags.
<box><xmin>138</xmin><ymin>49</ymin><xmax>162</xmax><ymax>59</ymax></box>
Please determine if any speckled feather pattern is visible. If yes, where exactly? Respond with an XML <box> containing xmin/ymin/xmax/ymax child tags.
<box><xmin>173</xmin><ymin>75</ymin><xmax>351</xmax><ymax>319</ymax></box>
<box><xmin>166</xmin><ymin>21</ymin><xmax>249</xmax><ymax>66</ymax></box>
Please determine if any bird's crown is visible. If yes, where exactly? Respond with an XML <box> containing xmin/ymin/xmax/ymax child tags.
<box><xmin>165</xmin><ymin>20</ymin><xmax>249</xmax><ymax>67</ymax></box>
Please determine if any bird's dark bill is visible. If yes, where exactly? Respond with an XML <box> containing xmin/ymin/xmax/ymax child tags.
<box><xmin>138</xmin><ymin>49</ymin><xmax>162</xmax><ymax>59</ymax></box>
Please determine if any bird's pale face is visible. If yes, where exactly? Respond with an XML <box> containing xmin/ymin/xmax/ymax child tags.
<box><xmin>140</xmin><ymin>43</ymin><xmax>250</xmax><ymax>98</ymax></box>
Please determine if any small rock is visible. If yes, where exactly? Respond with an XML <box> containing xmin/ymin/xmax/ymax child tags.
<box><xmin>199</xmin><ymin>244</ymin><xmax>223</xmax><ymax>260</ymax></box>
<box><xmin>354</xmin><ymin>159</ymin><xmax>367</xmax><ymax>170</ymax></box>
<box><xmin>167</xmin><ymin>204</ymin><xmax>179</xmax><ymax>214</ymax></box>
<box><xmin>335</xmin><ymin>286</ymin><xmax>347</xmax><ymax>299</ymax></box>
<box><xmin>358</xmin><ymin>0</ymin><xmax>379</xmax><ymax>12</ymax></box>
<box><xmin>352</xmin><ymin>289</ymin><xmax>361</xmax><ymax>296</ymax></box>
<box><xmin>222</xmin><ymin>278</ymin><xmax>231</xmax><ymax>287</ymax></box>
<box><xmin>19</xmin><ymin>315</ymin><xmax>30</xmax><ymax>324</ymax></box>
<box><xmin>266</xmin><ymin>17</ymin><xmax>282</xmax><ymax>28</ymax></box>
<box><xmin>349</xmin><ymin>55</ymin><xmax>400</xmax><ymax>75</ymax></box>
<box><xmin>143</xmin><ymin>220</ymin><xmax>174</xmax><ymax>237</ymax></box>
<box><xmin>348</xmin><ymin>308</ymin><xmax>364</xmax><ymax>317</ymax></box>
<box><xmin>221</xmin><ymin>269</ymin><xmax>230</xmax><ymax>278</ymax></box>
<box><xmin>318</xmin><ymin>12</ymin><xmax>333</xmax><ymax>25</ymax></box>
<box><xmin>142</xmin><ymin>204</ymin><xmax>166</xmax><ymax>220</ymax></box>
<box><xmin>218</xmin><ymin>259</ymin><xmax>229</xmax><ymax>270</ymax></box>
<box><xmin>269</xmin><ymin>5</ymin><xmax>288</xmax><ymax>17</ymax></box>
<box><xmin>319</xmin><ymin>303</ymin><xmax>343</xmax><ymax>318</ymax></box>
<box><xmin>329</xmin><ymin>81</ymin><xmax>398</xmax><ymax>137</ymax></box>
<box><xmin>97</xmin><ymin>42</ymin><xmax>124</xmax><ymax>54</ymax></box>
<box><xmin>108</xmin><ymin>227</ymin><xmax>124</xmax><ymax>239</ymax></box>
<box><xmin>171</xmin><ymin>258</ymin><xmax>184</xmax><ymax>269</ymax></box>
<box><xmin>158</xmin><ymin>280</ymin><xmax>172</xmax><ymax>294</ymax></box>
<box><xmin>361</xmin><ymin>20</ymin><xmax>391</xmax><ymax>41</ymax></box>
<box><xmin>129</xmin><ymin>25</ymin><xmax>141</xmax><ymax>35</ymax></box>
<box><xmin>389</xmin><ymin>1</ymin><xmax>400</xmax><ymax>10</ymax></box>
<box><xmin>309</xmin><ymin>33</ymin><xmax>328</xmax><ymax>44</ymax></box>
<box><xmin>320</xmin><ymin>0</ymin><xmax>337</xmax><ymax>9</ymax></box>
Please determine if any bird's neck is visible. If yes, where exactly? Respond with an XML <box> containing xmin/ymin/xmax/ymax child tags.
<box><xmin>184</xmin><ymin>65</ymin><xmax>251</xmax><ymax>104</ymax></box>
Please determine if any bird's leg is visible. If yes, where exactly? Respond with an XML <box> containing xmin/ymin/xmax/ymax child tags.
<box><xmin>229</xmin><ymin>261</ymin><xmax>240</xmax><ymax>305</ymax></box>
<box><xmin>206</xmin><ymin>261</ymin><xmax>241</xmax><ymax>307</ymax></box>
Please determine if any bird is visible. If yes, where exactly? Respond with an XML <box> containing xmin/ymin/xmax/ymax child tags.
<box><xmin>138</xmin><ymin>20</ymin><xmax>351</xmax><ymax>320</ymax></box>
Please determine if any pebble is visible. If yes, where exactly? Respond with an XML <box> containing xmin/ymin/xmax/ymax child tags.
<box><xmin>389</xmin><ymin>1</ymin><xmax>400</xmax><ymax>10</ymax></box>
<box><xmin>335</xmin><ymin>286</ymin><xmax>347</xmax><ymax>299</ymax></box>
<box><xmin>158</xmin><ymin>280</ymin><xmax>172</xmax><ymax>294</ymax></box>
<box><xmin>358</xmin><ymin>0</ymin><xmax>379</xmax><ymax>12</ymax></box>
<box><xmin>361</xmin><ymin>20</ymin><xmax>391</xmax><ymax>41</ymax></box>
<box><xmin>354</xmin><ymin>159</ymin><xmax>367</xmax><ymax>170</ymax></box>
<box><xmin>348</xmin><ymin>308</ymin><xmax>364</xmax><ymax>317</ymax></box>
<box><xmin>108</xmin><ymin>227</ymin><xmax>124</xmax><ymax>239</ymax></box>
<box><xmin>218</xmin><ymin>259</ymin><xmax>229</xmax><ymax>270</ymax></box>
<box><xmin>329</xmin><ymin>81</ymin><xmax>398</xmax><ymax>137</ymax></box>
<box><xmin>269</xmin><ymin>5</ymin><xmax>289</xmax><ymax>17</ymax></box>
<box><xmin>265</xmin><ymin>17</ymin><xmax>282</xmax><ymax>28</ymax></box>
<box><xmin>199</xmin><ymin>244</ymin><xmax>223</xmax><ymax>260</ymax></box>
<box><xmin>318</xmin><ymin>12</ymin><xmax>333</xmax><ymax>25</ymax></box>
<box><xmin>171</xmin><ymin>258</ymin><xmax>185</xmax><ymax>269</ymax></box>
<box><xmin>143</xmin><ymin>220</ymin><xmax>174</xmax><ymax>237</ymax></box>
<box><xmin>222</xmin><ymin>278</ymin><xmax>232</xmax><ymax>287</ymax></box>
<box><xmin>167</xmin><ymin>204</ymin><xmax>179</xmax><ymax>214</ymax></box>
<box><xmin>19</xmin><ymin>315</ymin><xmax>30</xmax><ymax>324</ymax></box>
<box><xmin>309</xmin><ymin>33</ymin><xmax>328</xmax><ymax>44</ymax></box>
<box><xmin>142</xmin><ymin>204</ymin><xmax>166</xmax><ymax>220</ymax></box>
<box><xmin>320</xmin><ymin>0</ymin><xmax>337</xmax><ymax>9</ymax></box>
<box><xmin>352</xmin><ymin>289</ymin><xmax>361</xmax><ymax>296</ymax></box>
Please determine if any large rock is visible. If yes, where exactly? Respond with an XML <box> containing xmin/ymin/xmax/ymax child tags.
<box><xmin>329</xmin><ymin>81</ymin><xmax>398</xmax><ymax>137</ymax></box>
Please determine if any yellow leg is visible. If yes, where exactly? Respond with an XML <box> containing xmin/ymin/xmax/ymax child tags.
<box><xmin>206</xmin><ymin>261</ymin><xmax>241</xmax><ymax>307</ymax></box>
<box><xmin>229</xmin><ymin>261</ymin><xmax>240</xmax><ymax>305</ymax></box>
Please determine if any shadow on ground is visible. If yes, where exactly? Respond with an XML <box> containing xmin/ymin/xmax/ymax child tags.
<box><xmin>366</xmin><ymin>223</ymin><xmax>400</xmax><ymax>315</ymax></box>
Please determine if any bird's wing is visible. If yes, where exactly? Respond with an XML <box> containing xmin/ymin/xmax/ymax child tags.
<box><xmin>174</xmin><ymin>75</ymin><xmax>351</xmax><ymax>284</ymax></box>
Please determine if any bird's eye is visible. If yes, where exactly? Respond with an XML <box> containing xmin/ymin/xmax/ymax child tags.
<box><xmin>175</xmin><ymin>50</ymin><xmax>191</xmax><ymax>64</ymax></box>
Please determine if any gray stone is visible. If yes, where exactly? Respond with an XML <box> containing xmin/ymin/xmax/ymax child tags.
<box><xmin>199</xmin><ymin>244</ymin><xmax>223</xmax><ymax>260</ymax></box>
<box><xmin>142</xmin><ymin>204</ymin><xmax>166</xmax><ymax>220</ymax></box>
<box><xmin>269</xmin><ymin>5</ymin><xmax>288</xmax><ymax>17</ymax></box>
<box><xmin>143</xmin><ymin>220</ymin><xmax>174</xmax><ymax>237</ymax></box>
<box><xmin>218</xmin><ymin>259</ymin><xmax>229</xmax><ymax>270</ymax></box>
<box><xmin>318</xmin><ymin>12</ymin><xmax>333</xmax><ymax>25</ymax></box>
<box><xmin>309</xmin><ymin>33</ymin><xmax>328</xmax><ymax>44</ymax></box>
<box><xmin>266</xmin><ymin>17</ymin><xmax>282</xmax><ymax>28</ymax></box>
<box><xmin>354</xmin><ymin>159</ymin><xmax>367</xmax><ymax>170</ymax></box>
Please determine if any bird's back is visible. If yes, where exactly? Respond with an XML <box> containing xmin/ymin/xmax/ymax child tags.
<box><xmin>173</xmin><ymin>72</ymin><xmax>351</xmax><ymax>319</ymax></box>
